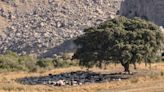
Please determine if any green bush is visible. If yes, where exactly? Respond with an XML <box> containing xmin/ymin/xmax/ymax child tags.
<box><xmin>0</xmin><ymin>51</ymin><xmax>38</xmax><ymax>72</ymax></box>
<box><xmin>18</xmin><ymin>55</ymin><xmax>38</xmax><ymax>72</ymax></box>
<box><xmin>0</xmin><ymin>51</ymin><xmax>78</xmax><ymax>72</ymax></box>
<box><xmin>0</xmin><ymin>52</ymin><xmax>21</xmax><ymax>71</ymax></box>
<box><xmin>36</xmin><ymin>58</ymin><xmax>54</xmax><ymax>69</ymax></box>
<box><xmin>52</xmin><ymin>56</ymin><xmax>78</xmax><ymax>68</ymax></box>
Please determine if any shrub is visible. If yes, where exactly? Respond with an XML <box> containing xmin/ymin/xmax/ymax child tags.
<box><xmin>0</xmin><ymin>51</ymin><xmax>78</xmax><ymax>72</ymax></box>
<box><xmin>0</xmin><ymin>51</ymin><xmax>38</xmax><ymax>72</ymax></box>
<box><xmin>36</xmin><ymin>58</ymin><xmax>54</xmax><ymax>69</ymax></box>
<box><xmin>52</xmin><ymin>55</ymin><xmax>78</xmax><ymax>68</ymax></box>
<box><xmin>0</xmin><ymin>52</ymin><xmax>21</xmax><ymax>71</ymax></box>
<box><xmin>18</xmin><ymin>55</ymin><xmax>38</xmax><ymax>72</ymax></box>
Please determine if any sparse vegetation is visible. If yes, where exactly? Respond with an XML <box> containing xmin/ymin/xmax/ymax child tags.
<box><xmin>130</xmin><ymin>78</ymin><xmax>139</xmax><ymax>83</ymax></box>
<box><xmin>0</xmin><ymin>51</ymin><xmax>37</xmax><ymax>72</ymax></box>
<box><xmin>149</xmin><ymin>72</ymin><xmax>159</xmax><ymax>79</ymax></box>
<box><xmin>0</xmin><ymin>51</ymin><xmax>78</xmax><ymax>72</ymax></box>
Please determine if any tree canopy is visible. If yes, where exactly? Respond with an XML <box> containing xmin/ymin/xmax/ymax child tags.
<box><xmin>72</xmin><ymin>16</ymin><xmax>164</xmax><ymax>72</ymax></box>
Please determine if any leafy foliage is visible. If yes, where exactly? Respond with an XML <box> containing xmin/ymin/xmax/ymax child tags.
<box><xmin>73</xmin><ymin>16</ymin><xmax>164</xmax><ymax>72</ymax></box>
<box><xmin>0</xmin><ymin>51</ymin><xmax>78</xmax><ymax>72</ymax></box>
<box><xmin>0</xmin><ymin>51</ymin><xmax>37</xmax><ymax>72</ymax></box>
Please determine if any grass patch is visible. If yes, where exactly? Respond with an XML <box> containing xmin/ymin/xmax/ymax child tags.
<box><xmin>149</xmin><ymin>72</ymin><xmax>159</xmax><ymax>79</ymax></box>
<box><xmin>130</xmin><ymin>78</ymin><xmax>139</xmax><ymax>83</ymax></box>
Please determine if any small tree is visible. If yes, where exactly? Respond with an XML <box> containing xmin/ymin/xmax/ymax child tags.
<box><xmin>73</xmin><ymin>16</ymin><xmax>164</xmax><ymax>73</ymax></box>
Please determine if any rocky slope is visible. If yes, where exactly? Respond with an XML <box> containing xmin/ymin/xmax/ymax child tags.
<box><xmin>0</xmin><ymin>0</ymin><xmax>123</xmax><ymax>57</ymax></box>
<box><xmin>120</xmin><ymin>0</ymin><xmax>164</xmax><ymax>26</ymax></box>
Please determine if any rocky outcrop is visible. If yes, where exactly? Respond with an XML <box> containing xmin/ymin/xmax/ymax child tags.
<box><xmin>120</xmin><ymin>0</ymin><xmax>164</xmax><ymax>26</ymax></box>
<box><xmin>0</xmin><ymin>0</ymin><xmax>123</xmax><ymax>57</ymax></box>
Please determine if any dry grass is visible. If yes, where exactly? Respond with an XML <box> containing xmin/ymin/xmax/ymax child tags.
<box><xmin>0</xmin><ymin>1</ymin><xmax>14</xmax><ymax>11</ymax></box>
<box><xmin>0</xmin><ymin>63</ymin><xmax>164</xmax><ymax>92</ymax></box>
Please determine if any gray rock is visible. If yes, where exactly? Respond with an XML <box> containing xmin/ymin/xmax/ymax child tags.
<box><xmin>56</xmin><ymin>80</ymin><xmax>65</xmax><ymax>86</ymax></box>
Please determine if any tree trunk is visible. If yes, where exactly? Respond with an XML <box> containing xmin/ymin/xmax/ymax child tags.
<box><xmin>98</xmin><ymin>61</ymin><xmax>103</xmax><ymax>69</ymax></box>
<box><xmin>124</xmin><ymin>62</ymin><xmax>130</xmax><ymax>73</ymax></box>
<box><xmin>120</xmin><ymin>60</ymin><xmax>130</xmax><ymax>73</ymax></box>
<box><xmin>133</xmin><ymin>63</ymin><xmax>137</xmax><ymax>70</ymax></box>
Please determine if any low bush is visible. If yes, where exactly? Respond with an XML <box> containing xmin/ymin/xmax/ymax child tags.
<box><xmin>0</xmin><ymin>51</ymin><xmax>37</xmax><ymax>72</ymax></box>
<box><xmin>52</xmin><ymin>55</ymin><xmax>78</xmax><ymax>68</ymax></box>
<box><xmin>36</xmin><ymin>58</ymin><xmax>54</xmax><ymax>69</ymax></box>
<box><xmin>0</xmin><ymin>51</ymin><xmax>78</xmax><ymax>72</ymax></box>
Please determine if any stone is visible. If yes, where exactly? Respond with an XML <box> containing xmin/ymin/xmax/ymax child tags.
<box><xmin>78</xmin><ymin>82</ymin><xmax>82</xmax><ymax>85</ymax></box>
<box><xmin>71</xmin><ymin>81</ymin><xmax>78</xmax><ymax>86</ymax></box>
<box><xmin>40</xmin><ymin>22</ymin><xmax>45</xmax><ymax>27</ymax></box>
<box><xmin>56</xmin><ymin>80</ymin><xmax>65</xmax><ymax>86</ymax></box>
<box><xmin>117</xmin><ymin>78</ymin><xmax>122</xmax><ymax>81</ymax></box>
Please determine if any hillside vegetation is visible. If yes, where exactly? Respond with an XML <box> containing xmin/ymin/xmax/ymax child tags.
<box><xmin>0</xmin><ymin>51</ymin><xmax>78</xmax><ymax>72</ymax></box>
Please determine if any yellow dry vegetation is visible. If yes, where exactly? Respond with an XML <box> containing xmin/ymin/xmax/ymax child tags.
<box><xmin>0</xmin><ymin>63</ymin><xmax>164</xmax><ymax>92</ymax></box>
<box><xmin>0</xmin><ymin>16</ymin><xmax>10</xmax><ymax>28</ymax></box>
<box><xmin>0</xmin><ymin>1</ymin><xmax>14</xmax><ymax>12</ymax></box>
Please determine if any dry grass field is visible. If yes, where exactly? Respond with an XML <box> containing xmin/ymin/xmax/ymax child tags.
<box><xmin>0</xmin><ymin>1</ymin><xmax>164</xmax><ymax>92</ymax></box>
<box><xmin>0</xmin><ymin>63</ymin><xmax>164</xmax><ymax>92</ymax></box>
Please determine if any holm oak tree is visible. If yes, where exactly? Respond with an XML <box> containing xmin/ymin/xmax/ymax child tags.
<box><xmin>72</xmin><ymin>16</ymin><xmax>164</xmax><ymax>73</ymax></box>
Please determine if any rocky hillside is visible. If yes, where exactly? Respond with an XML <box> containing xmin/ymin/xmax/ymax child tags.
<box><xmin>120</xmin><ymin>0</ymin><xmax>164</xmax><ymax>26</ymax></box>
<box><xmin>0</xmin><ymin>0</ymin><xmax>123</xmax><ymax>57</ymax></box>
